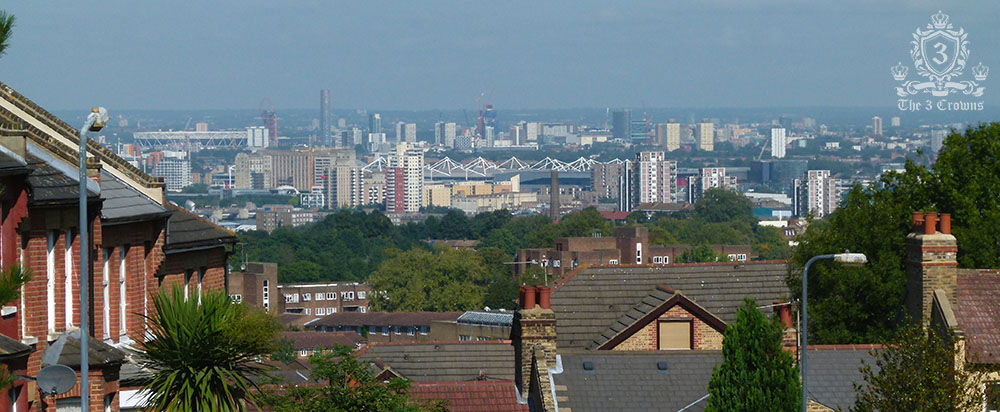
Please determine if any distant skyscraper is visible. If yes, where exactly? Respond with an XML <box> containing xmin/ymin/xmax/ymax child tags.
<box><xmin>525</xmin><ymin>122</ymin><xmax>541</xmax><ymax>142</ymax></box>
<box><xmin>402</xmin><ymin>123</ymin><xmax>417</xmax><ymax>143</ymax></box>
<box><xmin>696</xmin><ymin>121</ymin><xmax>714</xmax><ymax>151</ymax></box>
<box><xmin>320</xmin><ymin>89</ymin><xmax>331</xmax><ymax>146</ymax></box>
<box><xmin>636</xmin><ymin>151</ymin><xmax>677</xmax><ymax>204</ymax></box>
<box><xmin>630</xmin><ymin>118</ymin><xmax>648</xmax><ymax>142</ymax></box>
<box><xmin>805</xmin><ymin>170</ymin><xmax>838</xmax><ymax>217</ymax></box>
<box><xmin>247</xmin><ymin>126</ymin><xmax>270</xmax><ymax>148</ymax></box>
<box><xmin>612</xmin><ymin>110</ymin><xmax>631</xmax><ymax>139</ymax></box>
<box><xmin>618</xmin><ymin>159</ymin><xmax>634</xmax><ymax>212</ymax></box>
<box><xmin>368</xmin><ymin>113</ymin><xmax>382</xmax><ymax>135</ymax></box>
<box><xmin>931</xmin><ymin>130</ymin><xmax>947</xmax><ymax>153</ymax></box>
<box><xmin>872</xmin><ymin>116</ymin><xmax>883</xmax><ymax>136</ymax></box>
<box><xmin>510</xmin><ymin>124</ymin><xmax>525</xmax><ymax>146</ymax></box>
<box><xmin>890</xmin><ymin>116</ymin><xmax>901</xmax><ymax>127</ymax></box>
<box><xmin>195</xmin><ymin>122</ymin><xmax>208</xmax><ymax>132</ymax></box>
<box><xmin>434</xmin><ymin>121</ymin><xmax>444</xmax><ymax>146</ymax></box>
<box><xmin>592</xmin><ymin>162</ymin><xmax>625</xmax><ymax>200</ymax></box>
<box><xmin>658</xmin><ymin>120</ymin><xmax>681</xmax><ymax>151</ymax></box>
<box><xmin>771</xmin><ymin>128</ymin><xmax>787</xmax><ymax>159</ymax></box>
<box><xmin>385</xmin><ymin>142</ymin><xmax>424</xmax><ymax>213</ymax></box>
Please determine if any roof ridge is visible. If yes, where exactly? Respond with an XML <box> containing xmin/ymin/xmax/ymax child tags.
<box><xmin>363</xmin><ymin>340</ymin><xmax>512</xmax><ymax>348</ymax></box>
<box><xmin>166</xmin><ymin>202</ymin><xmax>237</xmax><ymax>238</ymax></box>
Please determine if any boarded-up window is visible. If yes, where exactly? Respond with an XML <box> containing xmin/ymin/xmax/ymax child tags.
<box><xmin>658</xmin><ymin>320</ymin><xmax>692</xmax><ymax>350</ymax></box>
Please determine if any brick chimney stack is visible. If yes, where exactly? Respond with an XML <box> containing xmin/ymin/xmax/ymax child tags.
<box><xmin>905</xmin><ymin>211</ymin><xmax>958</xmax><ymax>325</ymax></box>
<box><xmin>774</xmin><ymin>302</ymin><xmax>798</xmax><ymax>360</ymax></box>
<box><xmin>512</xmin><ymin>285</ymin><xmax>557</xmax><ymax>398</ymax></box>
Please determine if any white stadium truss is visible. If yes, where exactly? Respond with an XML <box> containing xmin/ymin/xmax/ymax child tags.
<box><xmin>133</xmin><ymin>131</ymin><xmax>248</xmax><ymax>148</ymax></box>
<box><xmin>421</xmin><ymin>156</ymin><xmax>623</xmax><ymax>178</ymax></box>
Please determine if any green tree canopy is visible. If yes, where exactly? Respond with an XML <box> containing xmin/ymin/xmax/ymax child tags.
<box><xmin>695</xmin><ymin>187</ymin><xmax>754</xmax><ymax>225</ymax></box>
<box><xmin>790</xmin><ymin>123</ymin><xmax>1000</xmax><ymax>344</ymax></box>
<box><xmin>706</xmin><ymin>298</ymin><xmax>800</xmax><ymax>412</ymax></box>
<box><xmin>0</xmin><ymin>11</ymin><xmax>13</xmax><ymax>58</ymax></box>
<box><xmin>676</xmin><ymin>244</ymin><xmax>721</xmax><ymax>263</ymax></box>
<box><xmin>367</xmin><ymin>246</ymin><xmax>489</xmax><ymax>312</ymax></box>
<box><xmin>851</xmin><ymin>324</ymin><xmax>993</xmax><ymax>412</ymax></box>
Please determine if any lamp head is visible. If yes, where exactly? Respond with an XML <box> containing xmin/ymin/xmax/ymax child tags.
<box><xmin>833</xmin><ymin>252</ymin><xmax>868</xmax><ymax>267</ymax></box>
<box><xmin>88</xmin><ymin>107</ymin><xmax>109</xmax><ymax>132</ymax></box>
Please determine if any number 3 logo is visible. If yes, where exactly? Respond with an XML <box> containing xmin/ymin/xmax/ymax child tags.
<box><xmin>932</xmin><ymin>42</ymin><xmax>948</xmax><ymax>65</ymax></box>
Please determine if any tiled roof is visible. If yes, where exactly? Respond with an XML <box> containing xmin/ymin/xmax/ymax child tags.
<box><xmin>408</xmin><ymin>381</ymin><xmax>528</xmax><ymax>412</ymax></box>
<box><xmin>599</xmin><ymin>211</ymin><xmax>631</xmax><ymax>221</ymax></box>
<box><xmin>164</xmin><ymin>203</ymin><xmax>236</xmax><ymax>250</ymax></box>
<box><xmin>100</xmin><ymin>170</ymin><xmax>166</xmax><ymax>221</ymax></box>
<box><xmin>588</xmin><ymin>286</ymin><xmax>725</xmax><ymax>350</ymax></box>
<box><xmin>282</xmin><ymin>331</ymin><xmax>364</xmax><ymax>350</ymax></box>
<box><xmin>553</xmin><ymin>351</ymin><xmax>721</xmax><ymax>412</ymax></box>
<box><xmin>41</xmin><ymin>331</ymin><xmax>125</xmax><ymax>368</ymax></box>
<box><xmin>805</xmin><ymin>347</ymin><xmax>879</xmax><ymax>411</ymax></box>
<box><xmin>551</xmin><ymin>348</ymin><xmax>874</xmax><ymax>412</ymax></box>
<box><xmin>551</xmin><ymin>262</ymin><xmax>790</xmax><ymax>349</ymax></box>
<box><xmin>0</xmin><ymin>334</ymin><xmax>32</xmax><ymax>360</ymax></box>
<box><xmin>358</xmin><ymin>341</ymin><xmax>514</xmax><ymax>382</ymax></box>
<box><xmin>26</xmin><ymin>154</ymin><xmax>99</xmax><ymax>204</ymax></box>
<box><xmin>956</xmin><ymin>270</ymin><xmax>1000</xmax><ymax>364</ymax></box>
<box><xmin>311</xmin><ymin>311</ymin><xmax>462</xmax><ymax>328</ymax></box>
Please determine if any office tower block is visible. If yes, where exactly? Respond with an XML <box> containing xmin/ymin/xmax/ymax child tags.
<box><xmin>525</xmin><ymin>122</ymin><xmax>541</xmax><ymax>142</ymax></box>
<box><xmin>434</xmin><ymin>121</ymin><xmax>444</xmax><ymax>146</ymax></box>
<box><xmin>369</xmin><ymin>113</ymin><xmax>382</xmax><ymax>134</ymax></box>
<box><xmin>931</xmin><ymin>130</ymin><xmax>947</xmax><ymax>153</ymax></box>
<box><xmin>510</xmin><ymin>124</ymin><xmax>525</xmax><ymax>146</ymax></box>
<box><xmin>771</xmin><ymin>127</ymin><xmax>787</xmax><ymax>159</ymax></box>
<box><xmin>636</xmin><ymin>151</ymin><xmax>677</xmax><ymax>204</ymax></box>
<box><xmin>320</xmin><ymin>89</ymin><xmax>331</xmax><ymax>146</ymax></box>
<box><xmin>891</xmin><ymin>116</ymin><xmax>901</xmax><ymax>127</ymax></box>
<box><xmin>402</xmin><ymin>123</ymin><xmax>417</xmax><ymax>143</ymax></box>
<box><xmin>696</xmin><ymin>121</ymin><xmax>714</xmax><ymax>151</ymax></box>
<box><xmin>872</xmin><ymin>116</ymin><xmax>883</xmax><ymax>136</ymax></box>
<box><xmin>612</xmin><ymin>110</ymin><xmax>631</xmax><ymax>139</ymax></box>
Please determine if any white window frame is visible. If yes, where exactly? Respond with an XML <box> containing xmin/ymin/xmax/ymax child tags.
<box><xmin>358</xmin><ymin>291</ymin><xmax>366</xmax><ymax>300</ymax></box>
<box><xmin>230</xmin><ymin>294</ymin><xmax>242</xmax><ymax>303</ymax></box>
<box><xmin>64</xmin><ymin>231</ymin><xmax>73</xmax><ymax>329</ymax></box>
<box><xmin>316</xmin><ymin>293</ymin><xmax>325</xmax><ymax>301</ymax></box>
<box><xmin>197</xmin><ymin>267</ymin><xmax>205</xmax><ymax>305</ymax></box>
<box><xmin>552</xmin><ymin>259</ymin><xmax>561</xmax><ymax>268</ymax></box>
<box><xmin>103</xmin><ymin>249</ymin><xmax>113</xmax><ymax>340</ymax></box>
<box><xmin>609</xmin><ymin>259</ymin><xmax>619</xmax><ymax>265</ymax></box>
<box><xmin>304</xmin><ymin>308</ymin><xmax>311</xmax><ymax>315</ymax></box>
<box><xmin>328</xmin><ymin>307</ymin><xmax>336</xmax><ymax>314</ymax></box>
<box><xmin>46</xmin><ymin>231</ymin><xmax>56</xmax><ymax>334</ymax></box>
<box><xmin>359</xmin><ymin>306</ymin><xmax>366</xmax><ymax>313</ymax></box>
<box><xmin>299</xmin><ymin>350</ymin><xmax>308</xmax><ymax>357</ymax></box>
<box><xmin>302</xmin><ymin>293</ymin><xmax>311</xmax><ymax>301</ymax></box>
<box><xmin>120</xmin><ymin>246</ymin><xmax>128</xmax><ymax>338</ymax></box>
<box><xmin>652</xmin><ymin>256</ymin><xmax>662</xmax><ymax>264</ymax></box>
<box><xmin>327</xmin><ymin>292</ymin><xmax>337</xmax><ymax>300</ymax></box>
<box><xmin>316</xmin><ymin>308</ymin><xmax>325</xmax><ymax>316</ymax></box>
<box><xmin>262</xmin><ymin>280</ymin><xmax>270</xmax><ymax>310</ymax></box>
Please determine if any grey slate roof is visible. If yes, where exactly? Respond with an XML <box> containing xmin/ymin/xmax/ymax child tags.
<box><xmin>0</xmin><ymin>334</ymin><xmax>32</xmax><ymax>360</ymax></box>
<box><xmin>41</xmin><ymin>330</ymin><xmax>126</xmax><ymax>368</ymax></box>
<box><xmin>551</xmin><ymin>262</ymin><xmax>790</xmax><ymax>349</ymax></box>
<box><xmin>457</xmin><ymin>311</ymin><xmax>514</xmax><ymax>328</ymax></box>
<box><xmin>0</xmin><ymin>148</ymin><xmax>28</xmax><ymax>175</ymax></box>
<box><xmin>100</xmin><ymin>170</ymin><xmax>166</xmax><ymax>222</ymax></box>
<box><xmin>358</xmin><ymin>341</ymin><xmax>514</xmax><ymax>382</ymax></box>
<box><xmin>553</xmin><ymin>351</ymin><xmax>721</xmax><ymax>412</ymax></box>
<box><xmin>805</xmin><ymin>348</ymin><xmax>878</xmax><ymax>411</ymax></box>
<box><xmin>26</xmin><ymin>155</ymin><xmax>99</xmax><ymax>204</ymax></box>
<box><xmin>551</xmin><ymin>348</ymin><xmax>875</xmax><ymax>412</ymax></box>
<box><xmin>164</xmin><ymin>203</ymin><xmax>237</xmax><ymax>250</ymax></box>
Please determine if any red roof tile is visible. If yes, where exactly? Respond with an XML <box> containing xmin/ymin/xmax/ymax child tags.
<box><xmin>408</xmin><ymin>381</ymin><xmax>528</xmax><ymax>412</ymax></box>
<box><xmin>599</xmin><ymin>211</ymin><xmax>631</xmax><ymax>221</ymax></box>
<box><xmin>956</xmin><ymin>271</ymin><xmax>1000</xmax><ymax>364</ymax></box>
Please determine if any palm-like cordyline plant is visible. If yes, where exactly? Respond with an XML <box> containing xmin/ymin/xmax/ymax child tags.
<box><xmin>0</xmin><ymin>265</ymin><xmax>29</xmax><ymax>390</ymax></box>
<box><xmin>0</xmin><ymin>11</ymin><xmax>14</xmax><ymax>58</ymax></box>
<box><xmin>140</xmin><ymin>287</ymin><xmax>280</xmax><ymax>411</ymax></box>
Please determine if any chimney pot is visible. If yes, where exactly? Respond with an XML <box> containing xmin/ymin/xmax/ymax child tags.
<box><xmin>536</xmin><ymin>286</ymin><xmax>551</xmax><ymax>310</ymax></box>
<box><xmin>912</xmin><ymin>211</ymin><xmax>924</xmax><ymax>232</ymax></box>
<box><xmin>923</xmin><ymin>212</ymin><xmax>937</xmax><ymax>235</ymax></box>
<box><xmin>519</xmin><ymin>287</ymin><xmax>526</xmax><ymax>309</ymax></box>
<box><xmin>939</xmin><ymin>213</ymin><xmax>951</xmax><ymax>235</ymax></box>
<box><xmin>522</xmin><ymin>286</ymin><xmax>536</xmax><ymax>310</ymax></box>
<box><xmin>774</xmin><ymin>301</ymin><xmax>793</xmax><ymax>329</ymax></box>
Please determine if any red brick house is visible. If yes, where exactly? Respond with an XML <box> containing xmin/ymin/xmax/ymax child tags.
<box><xmin>0</xmin><ymin>81</ymin><xmax>235</xmax><ymax>411</ymax></box>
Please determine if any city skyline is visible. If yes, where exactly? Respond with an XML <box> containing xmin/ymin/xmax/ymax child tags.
<box><xmin>1</xmin><ymin>1</ymin><xmax>996</xmax><ymax>112</ymax></box>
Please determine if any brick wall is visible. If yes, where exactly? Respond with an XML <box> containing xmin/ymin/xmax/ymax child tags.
<box><xmin>611</xmin><ymin>305</ymin><xmax>724</xmax><ymax>351</ymax></box>
<box><xmin>157</xmin><ymin>246</ymin><xmax>230</xmax><ymax>299</ymax></box>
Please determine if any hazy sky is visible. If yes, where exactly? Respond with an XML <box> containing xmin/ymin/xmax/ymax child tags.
<box><xmin>1</xmin><ymin>1</ymin><xmax>997</xmax><ymax>111</ymax></box>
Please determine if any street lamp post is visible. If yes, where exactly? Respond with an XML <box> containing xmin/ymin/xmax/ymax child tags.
<box><xmin>800</xmin><ymin>252</ymin><xmax>866</xmax><ymax>412</ymax></box>
<box><xmin>78</xmin><ymin>107</ymin><xmax>108</xmax><ymax>412</ymax></box>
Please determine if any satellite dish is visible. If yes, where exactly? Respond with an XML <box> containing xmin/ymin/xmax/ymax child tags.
<box><xmin>36</xmin><ymin>364</ymin><xmax>76</xmax><ymax>395</ymax></box>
